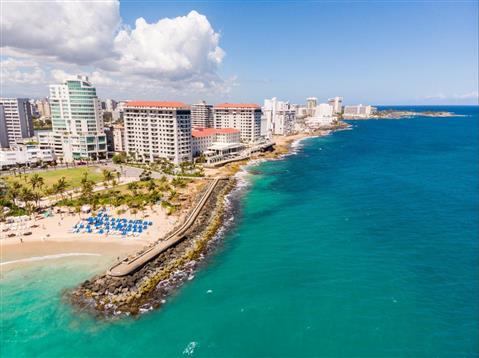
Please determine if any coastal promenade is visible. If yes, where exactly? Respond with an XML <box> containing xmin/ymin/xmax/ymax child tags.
<box><xmin>107</xmin><ymin>177</ymin><xmax>225</xmax><ymax>277</ymax></box>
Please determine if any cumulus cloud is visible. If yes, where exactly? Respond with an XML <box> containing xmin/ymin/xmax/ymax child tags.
<box><xmin>2</xmin><ymin>1</ymin><xmax>120</xmax><ymax>65</ymax></box>
<box><xmin>112</xmin><ymin>11</ymin><xmax>224</xmax><ymax>81</ymax></box>
<box><xmin>1</xmin><ymin>58</ymin><xmax>46</xmax><ymax>84</ymax></box>
<box><xmin>1</xmin><ymin>1</ymin><xmax>226</xmax><ymax>96</ymax></box>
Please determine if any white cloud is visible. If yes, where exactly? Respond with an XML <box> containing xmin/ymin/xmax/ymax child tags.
<box><xmin>453</xmin><ymin>91</ymin><xmax>479</xmax><ymax>99</ymax></box>
<box><xmin>112</xmin><ymin>11</ymin><xmax>224</xmax><ymax>81</ymax></box>
<box><xmin>1</xmin><ymin>1</ymin><xmax>227</xmax><ymax>97</ymax></box>
<box><xmin>2</xmin><ymin>1</ymin><xmax>120</xmax><ymax>65</ymax></box>
<box><xmin>1</xmin><ymin>58</ymin><xmax>46</xmax><ymax>84</ymax></box>
<box><xmin>423</xmin><ymin>94</ymin><xmax>447</xmax><ymax>100</ymax></box>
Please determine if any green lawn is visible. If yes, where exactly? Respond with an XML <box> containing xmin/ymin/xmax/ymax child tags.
<box><xmin>6</xmin><ymin>167</ymin><xmax>104</xmax><ymax>192</ymax></box>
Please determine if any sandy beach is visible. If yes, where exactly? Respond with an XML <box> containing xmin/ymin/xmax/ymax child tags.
<box><xmin>0</xmin><ymin>204</ymin><xmax>180</xmax><ymax>270</ymax></box>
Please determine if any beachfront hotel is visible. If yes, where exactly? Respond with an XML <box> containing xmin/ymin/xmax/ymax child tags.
<box><xmin>49</xmin><ymin>75</ymin><xmax>107</xmax><ymax>161</ymax></box>
<box><xmin>306</xmin><ymin>97</ymin><xmax>318</xmax><ymax>116</ymax></box>
<box><xmin>191</xmin><ymin>101</ymin><xmax>214</xmax><ymax>128</ymax></box>
<box><xmin>328</xmin><ymin>97</ymin><xmax>343</xmax><ymax>114</ymax></box>
<box><xmin>0</xmin><ymin>98</ymin><xmax>34</xmax><ymax>148</ymax></box>
<box><xmin>263</xmin><ymin>98</ymin><xmax>296</xmax><ymax>137</ymax></box>
<box><xmin>123</xmin><ymin>101</ymin><xmax>192</xmax><ymax>164</ymax></box>
<box><xmin>343</xmin><ymin>104</ymin><xmax>375</xmax><ymax>118</ymax></box>
<box><xmin>192</xmin><ymin>127</ymin><xmax>244</xmax><ymax>165</ymax></box>
<box><xmin>213</xmin><ymin>103</ymin><xmax>262</xmax><ymax>142</ymax></box>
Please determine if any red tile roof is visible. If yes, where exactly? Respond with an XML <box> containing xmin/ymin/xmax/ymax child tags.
<box><xmin>214</xmin><ymin>103</ymin><xmax>260</xmax><ymax>109</ymax></box>
<box><xmin>192</xmin><ymin>128</ymin><xmax>240</xmax><ymax>138</ymax></box>
<box><xmin>125</xmin><ymin>101</ymin><xmax>188</xmax><ymax>108</ymax></box>
<box><xmin>216</xmin><ymin>128</ymin><xmax>240</xmax><ymax>134</ymax></box>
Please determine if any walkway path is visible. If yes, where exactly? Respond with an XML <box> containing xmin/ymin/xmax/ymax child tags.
<box><xmin>107</xmin><ymin>177</ymin><xmax>224</xmax><ymax>277</ymax></box>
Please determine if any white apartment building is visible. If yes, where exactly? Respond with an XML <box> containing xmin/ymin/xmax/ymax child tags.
<box><xmin>0</xmin><ymin>144</ymin><xmax>56</xmax><ymax>170</ymax></box>
<box><xmin>328</xmin><ymin>97</ymin><xmax>343</xmax><ymax>114</ymax></box>
<box><xmin>213</xmin><ymin>103</ymin><xmax>262</xmax><ymax>143</ymax></box>
<box><xmin>263</xmin><ymin>98</ymin><xmax>296</xmax><ymax>137</ymax></box>
<box><xmin>314</xmin><ymin>103</ymin><xmax>334</xmax><ymax>117</ymax></box>
<box><xmin>191</xmin><ymin>128</ymin><xmax>241</xmax><ymax>156</ymax></box>
<box><xmin>124</xmin><ymin>101</ymin><xmax>192</xmax><ymax>164</ymax></box>
<box><xmin>295</xmin><ymin>106</ymin><xmax>309</xmax><ymax>119</ymax></box>
<box><xmin>306</xmin><ymin>103</ymin><xmax>336</xmax><ymax>128</ymax></box>
<box><xmin>35</xmin><ymin>98</ymin><xmax>51</xmax><ymax>118</ymax></box>
<box><xmin>104</xmin><ymin>99</ymin><xmax>117</xmax><ymax>112</ymax></box>
<box><xmin>192</xmin><ymin>127</ymin><xmax>244</xmax><ymax>165</ymax></box>
<box><xmin>49</xmin><ymin>75</ymin><xmax>107</xmax><ymax>162</ymax></box>
<box><xmin>191</xmin><ymin>101</ymin><xmax>214</xmax><ymax>128</ymax></box>
<box><xmin>0</xmin><ymin>98</ymin><xmax>34</xmax><ymax>148</ymax></box>
<box><xmin>343</xmin><ymin>104</ymin><xmax>374</xmax><ymax>118</ymax></box>
<box><xmin>306</xmin><ymin>97</ymin><xmax>318</xmax><ymax>116</ymax></box>
<box><xmin>112</xmin><ymin>123</ymin><xmax>125</xmax><ymax>152</ymax></box>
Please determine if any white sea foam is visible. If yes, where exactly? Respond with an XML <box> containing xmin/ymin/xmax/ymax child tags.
<box><xmin>183</xmin><ymin>341</ymin><xmax>198</xmax><ymax>356</ymax></box>
<box><xmin>0</xmin><ymin>253</ymin><xmax>101</xmax><ymax>266</ymax></box>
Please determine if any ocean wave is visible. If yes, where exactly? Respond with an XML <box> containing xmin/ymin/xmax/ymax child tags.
<box><xmin>1</xmin><ymin>253</ymin><xmax>101</xmax><ymax>266</ymax></box>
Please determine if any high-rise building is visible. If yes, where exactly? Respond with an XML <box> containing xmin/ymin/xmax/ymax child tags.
<box><xmin>314</xmin><ymin>103</ymin><xmax>334</xmax><ymax>117</ymax></box>
<box><xmin>306</xmin><ymin>97</ymin><xmax>318</xmax><ymax>116</ymax></box>
<box><xmin>263</xmin><ymin>98</ymin><xmax>296</xmax><ymax>137</ymax></box>
<box><xmin>328</xmin><ymin>97</ymin><xmax>343</xmax><ymax>114</ymax></box>
<box><xmin>112</xmin><ymin>123</ymin><xmax>125</xmax><ymax>152</ymax></box>
<box><xmin>0</xmin><ymin>98</ymin><xmax>34</xmax><ymax>148</ymax></box>
<box><xmin>343</xmin><ymin>104</ymin><xmax>374</xmax><ymax>118</ymax></box>
<box><xmin>104</xmin><ymin>99</ymin><xmax>117</xmax><ymax>113</ymax></box>
<box><xmin>124</xmin><ymin>101</ymin><xmax>192</xmax><ymax>164</ymax></box>
<box><xmin>213</xmin><ymin>103</ymin><xmax>262</xmax><ymax>142</ymax></box>
<box><xmin>0</xmin><ymin>105</ymin><xmax>9</xmax><ymax>148</ymax></box>
<box><xmin>191</xmin><ymin>101</ymin><xmax>214</xmax><ymax>128</ymax></box>
<box><xmin>49</xmin><ymin>75</ymin><xmax>107</xmax><ymax>161</ymax></box>
<box><xmin>35</xmin><ymin>98</ymin><xmax>51</xmax><ymax>118</ymax></box>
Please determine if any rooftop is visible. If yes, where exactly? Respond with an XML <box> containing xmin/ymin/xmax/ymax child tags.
<box><xmin>214</xmin><ymin>103</ymin><xmax>260</xmax><ymax>109</ymax></box>
<box><xmin>125</xmin><ymin>101</ymin><xmax>188</xmax><ymax>108</ymax></box>
<box><xmin>192</xmin><ymin>128</ymin><xmax>240</xmax><ymax>138</ymax></box>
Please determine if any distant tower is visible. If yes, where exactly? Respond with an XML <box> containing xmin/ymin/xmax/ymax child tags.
<box><xmin>328</xmin><ymin>97</ymin><xmax>343</xmax><ymax>114</ymax></box>
<box><xmin>306</xmin><ymin>97</ymin><xmax>317</xmax><ymax>116</ymax></box>
<box><xmin>191</xmin><ymin>100</ymin><xmax>214</xmax><ymax>128</ymax></box>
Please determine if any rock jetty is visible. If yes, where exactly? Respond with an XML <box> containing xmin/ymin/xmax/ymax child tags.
<box><xmin>67</xmin><ymin>179</ymin><xmax>235</xmax><ymax>318</ymax></box>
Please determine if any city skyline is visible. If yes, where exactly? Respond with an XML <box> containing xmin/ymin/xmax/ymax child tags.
<box><xmin>1</xmin><ymin>1</ymin><xmax>478</xmax><ymax>105</ymax></box>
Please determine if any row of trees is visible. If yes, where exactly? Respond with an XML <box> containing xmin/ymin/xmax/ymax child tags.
<box><xmin>60</xmin><ymin>172</ymin><xmax>188</xmax><ymax>216</ymax></box>
<box><xmin>112</xmin><ymin>153</ymin><xmax>205</xmax><ymax>177</ymax></box>
<box><xmin>1</xmin><ymin>164</ymin><xmax>193</xmax><ymax>221</ymax></box>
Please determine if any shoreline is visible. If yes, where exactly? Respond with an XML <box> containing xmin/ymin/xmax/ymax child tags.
<box><xmin>67</xmin><ymin>123</ymin><xmax>347</xmax><ymax>317</ymax></box>
<box><xmin>3</xmin><ymin>124</ymin><xmax>345</xmax><ymax>317</ymax></box>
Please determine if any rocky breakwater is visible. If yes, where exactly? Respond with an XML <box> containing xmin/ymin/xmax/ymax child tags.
<box><xmin>67</xmin><ymin>179</ymin><xmax>236</xmax><ymax>318</ymax></box>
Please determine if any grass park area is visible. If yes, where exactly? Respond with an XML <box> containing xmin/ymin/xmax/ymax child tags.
<box><xmin>5</xmin><ymin>167</ymin><xmax>104</xmax><ymax>194</ymax></box>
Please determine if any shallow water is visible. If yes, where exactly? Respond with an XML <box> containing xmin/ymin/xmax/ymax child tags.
<box><xmin>1</xmin><ymin>106</ymin><xmax>478</xmax><ymax>357</ymax></box>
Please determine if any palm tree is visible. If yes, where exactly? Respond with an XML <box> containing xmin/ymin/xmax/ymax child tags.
<box><xmin>127</xmin><ymin>181</ymin><xmax>139</xmax><ymax>196</ymax></box>
<box><xmin>102</xmin><ymin>169</ymin><xmax>114</xmax><ymax>188</ymax></box>
<box><xmin>29</xmin><ymin>173</ymin><xmax>44</xmax><ymax>191</ymax></box>
<box><xmin>19</xmin><ymin>186</ymin><xmax>34</xmax><ymax>211</ymax></box>
<box><xmin>7</xmin><ymin>181</ymin><xmax>23</xmax><ymax>206</ymax></box>
<box><xmin>146</xmin><ymin>179</ymin><xmax>156</xmax><ymax>193</ymax></box>
<box><xmin>55</xmin><ymin>177</ymin><xmax>69</xmax><ymax>200</ymax></box>
<box><xmin>31</xmin><ymin>191</ymin><xmax>42</xmax><ymax>211</ymax></box>
<box><xmin>80</xmin><ymin>172</ymin><xmax>94</xmax><ymax>201</ymax></box>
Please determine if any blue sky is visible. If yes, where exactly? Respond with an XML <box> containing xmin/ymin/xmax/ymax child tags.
<box><xmin>2</xmin><ymin>1</ymin><xmax>478</xmax><ymax>105</ymax></box>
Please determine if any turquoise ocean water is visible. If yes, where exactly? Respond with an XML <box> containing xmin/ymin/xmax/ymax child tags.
<box><xmin>1</xmin><ymin>106</ymin><xmax>478</xmax><ymax>357</ymax></box>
